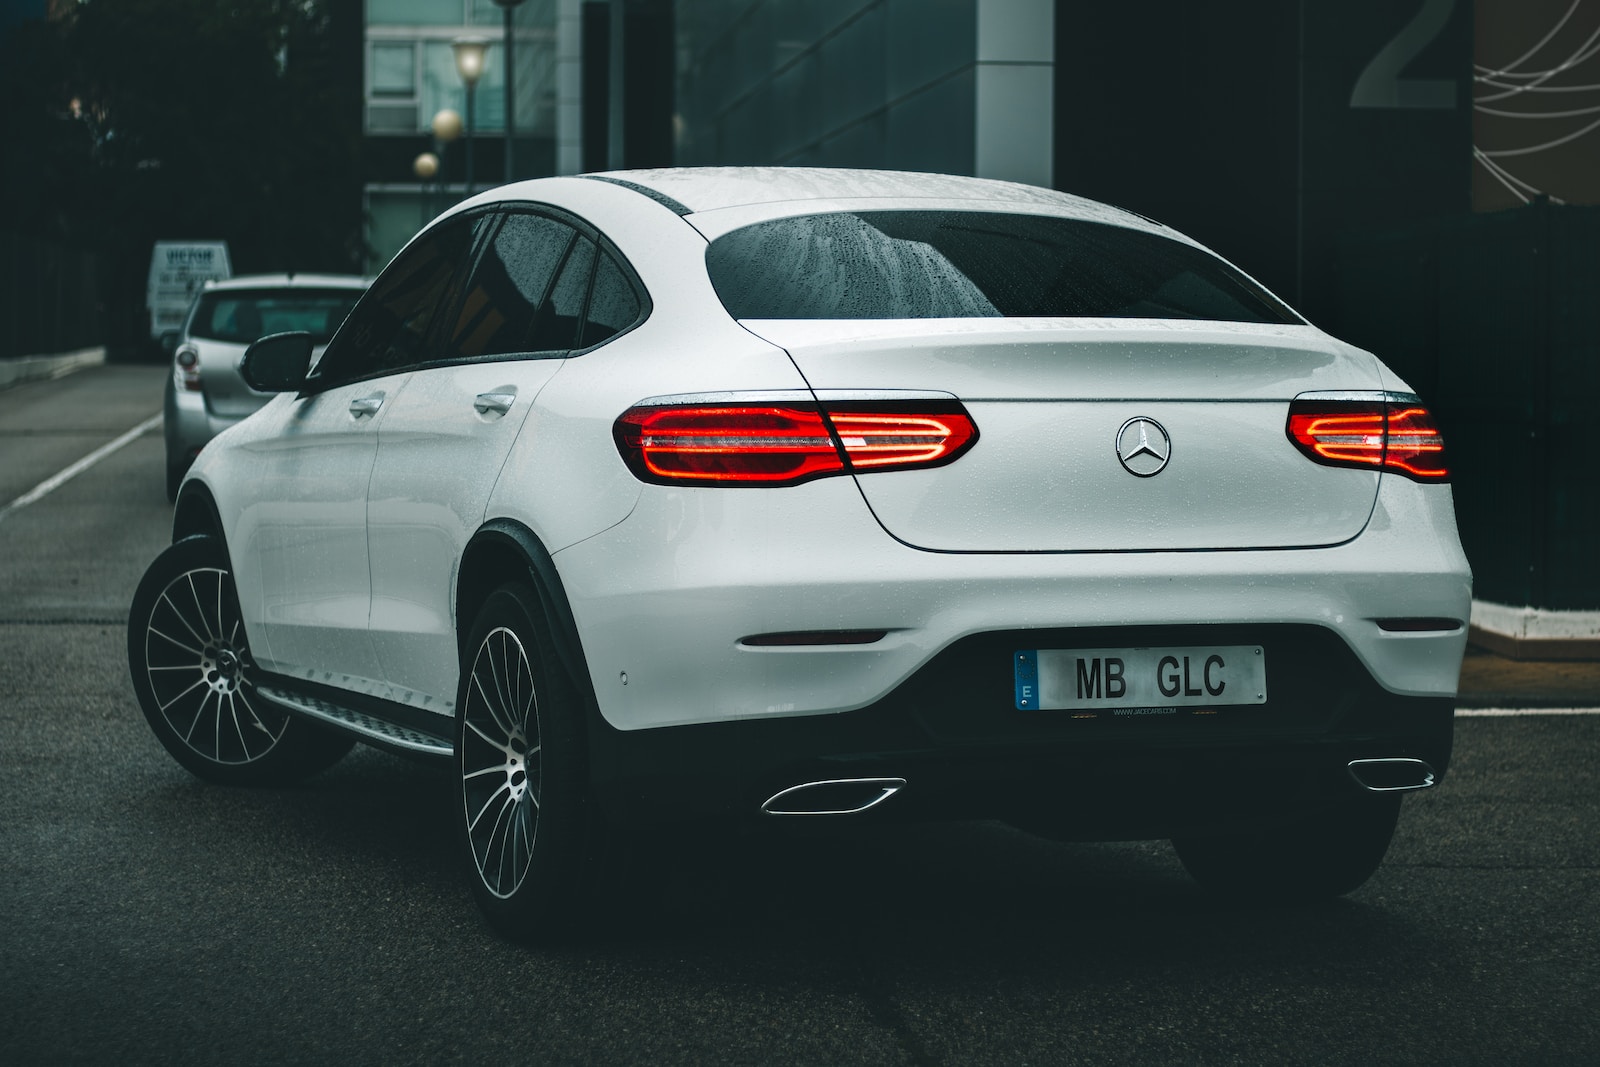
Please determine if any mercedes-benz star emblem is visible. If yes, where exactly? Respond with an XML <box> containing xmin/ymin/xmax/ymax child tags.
<box><xmin>1116</xmin><ymin>417</ymin><xmax>1172</xmax><ymax>477</ymax></box>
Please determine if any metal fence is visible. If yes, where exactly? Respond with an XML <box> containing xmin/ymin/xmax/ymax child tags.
<box><xmin>1336</xmin><ymin>201</ymin><xmax>1600</xmax><ymax>611</ymax></box>
<box><xmin>0</xmin><ymin>231</ymin><xmax>103</xmax><ymax>361</ymax></box>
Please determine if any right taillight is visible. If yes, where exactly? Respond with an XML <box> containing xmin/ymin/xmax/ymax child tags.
<box><xmin>1286</xmin><ymin>393</ymin><xmax>1447</xmax><ymax>482</ymax></box>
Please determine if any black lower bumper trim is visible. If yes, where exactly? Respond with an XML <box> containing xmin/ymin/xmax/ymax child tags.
<box><xmin>585</xmin><ymin>624</ymin><xmax>1455</xmax><ymax>838</ymax></box>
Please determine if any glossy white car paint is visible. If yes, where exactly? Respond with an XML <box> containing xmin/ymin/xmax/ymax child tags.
<box><xmin>741</xmin><ymin>317</ymin><xmax>1387</xmax><ymax>552</ymax></box>
<box><xmin>367</xmin><ymin>358</ymin><xmax>563</xmax><ymax>703</ymax></box>
<box><xmin>185</xmin><ymin>168</ymin><xmax>1470</xmax><ymax>737</ymax></box>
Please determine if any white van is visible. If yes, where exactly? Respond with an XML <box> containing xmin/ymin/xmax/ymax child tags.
<box><xmin>146</xmin><ymin>241</ymin><xmax>232</xmax><ymax>343</ymax></box>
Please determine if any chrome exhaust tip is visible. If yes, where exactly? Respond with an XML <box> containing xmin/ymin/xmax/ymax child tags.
<box><xmin>761</xmin><ymin>777</ymin><xmax>906</xmax><ymax>816</ymax></box>
<box><xmin>1347</xmin><ymin>757</ymin><xmax>1436</xmax><ymax>793</ymax></box>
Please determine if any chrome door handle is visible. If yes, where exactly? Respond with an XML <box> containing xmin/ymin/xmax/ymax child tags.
<box><xmin>348</xmin><ymin>395</ymin><xmax>384</xmax><ymax>418</ymax></box>
<box><xmin>474</xmin><ymin>392</ymin><xmax>517</xmax><ymax>416</ymax></box>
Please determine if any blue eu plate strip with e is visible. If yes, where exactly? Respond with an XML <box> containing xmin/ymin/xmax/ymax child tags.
<box><xmin>1014</xmin><ymin>650</ymin><xmax>1038</xmax><ymax>710</ymax></box>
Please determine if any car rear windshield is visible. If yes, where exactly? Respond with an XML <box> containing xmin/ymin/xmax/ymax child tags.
<box><xmin>189</xmin><ymin>288</ymin><xmax>363</xmax><ymax>344</ymax></box>
<box><xmin>705</xmin><ymin>211</ymin><xmax>1300</xmax><ymax>324</ymax></box>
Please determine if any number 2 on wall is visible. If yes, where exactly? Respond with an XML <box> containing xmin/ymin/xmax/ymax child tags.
<box><xmin>1350</xmin><ymin>0</ymin><xmax>1458</xmax><ymax>109</ymax></box>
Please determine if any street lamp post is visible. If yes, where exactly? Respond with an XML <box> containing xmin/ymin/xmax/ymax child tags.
<box><xmin>452</xmin><ymin>38</ymin><xmax>489</xmax><ymax>193</ymax></box>
<box><xmin>412</xmin><ymin>151</ymin><xmax>439</xmax><ymax>228</ymax></box>
<box><xmin>493</xmin><ymin>0</ymin><xmax>527</xmax><ymax>184</ymax></box>
<box><xmin>429</xmin><ymin>108</ymin><xmax>462</xmax><ymax>212</ymax></box>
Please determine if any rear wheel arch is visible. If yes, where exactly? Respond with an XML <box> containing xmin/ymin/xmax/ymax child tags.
<box><xmin>457</xmin><ymin>521</ymin><xmax>600</xmax><ymax>723</ymax></box>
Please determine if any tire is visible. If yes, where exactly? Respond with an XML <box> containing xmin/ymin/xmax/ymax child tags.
<box><xmin>127</xmin><ymin>535</ymin><xmax>354</xmax><ymax>785</ymax></box>
<box><xmin>165</xmin><ymin>462</ymin><xmax>184</xmax><ymax>504</ymax></box>
<box><xmin>456</xmin><ymin>583</ymin><xmax>596</xmax><ymax>943</ymax></box>
<box><xmin>1172</xmin><ymin>793</ymin><xmax>1403</xmax><ymax>903</ymax></box>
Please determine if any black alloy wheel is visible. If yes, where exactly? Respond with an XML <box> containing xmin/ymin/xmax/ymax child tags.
<box><xmin>127</xmin><ymin>535</ymin><xmax>353</xmax><ymax>784</ymax></box>
<box><xmin>457</xmin><ymin>582</ymin><xmax>596</xmax><ymax>942</ymax></box>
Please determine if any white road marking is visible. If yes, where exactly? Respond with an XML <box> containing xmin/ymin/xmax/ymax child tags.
<box><xmin>1457</xmin><ymin>707</ymin><xmax>1600</xmax><ymax>717</ymax></box>
<box><xmin>0</xmin><ymin>413</ymin><xmax>162</xmax><ymax>524</ymax></box>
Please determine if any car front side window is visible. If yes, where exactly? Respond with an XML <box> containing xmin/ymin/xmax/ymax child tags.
<box><xmin>313</xmin><ymin>216</ymin><xmax>482</xmax><ymax>387</ymax></box>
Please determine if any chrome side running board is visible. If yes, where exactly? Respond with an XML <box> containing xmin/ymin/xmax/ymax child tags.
<box><xmin>257</xmin><ymin>685</ymin><xmax>454</xmax><ymax>758</ymax></box>
<box><xmin>1347</xmin><ymin>757</ymin><xmax>1436</xmax><ymax>793</ymax></box>
<box><xmin>761</xmin><ymin>777</ymin><xmax>906</xmax><ymax>816</ymax></box>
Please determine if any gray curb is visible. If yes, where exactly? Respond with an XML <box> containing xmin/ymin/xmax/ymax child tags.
<box><xmin>0</xmin><ymin>347</ymin><xmax>108</xmax><ymax>390</ymax></box>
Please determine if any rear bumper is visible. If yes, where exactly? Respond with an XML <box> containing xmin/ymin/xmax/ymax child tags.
<box><xmin>586</xmin><ymin>622</ymin><xmax>1453</xmax><ymax>837</ymax></box>
<box><xmin>552</xmin><ymin>471</ymin><xmax>1471</xmax><ymax>733</ymax></box>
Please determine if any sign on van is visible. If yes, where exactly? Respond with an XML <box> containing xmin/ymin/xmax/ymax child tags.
<box><xmin>147</xmin><ymin>241</ymin><xmax>232</xmax><ymax>340</ymax></box>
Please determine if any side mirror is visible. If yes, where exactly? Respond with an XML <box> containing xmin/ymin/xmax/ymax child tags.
<box><xmin>159</xmin><ymin>331</ymin><xmax>180</xmax><ymax>356</ymax></box>
<box><xmin>240</xmin><ymin>331</ymin><xmax>313</xmax><ymax>393</ymax></box>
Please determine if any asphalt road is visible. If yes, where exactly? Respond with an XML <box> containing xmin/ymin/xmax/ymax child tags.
<box><xmin>2</xmin><ymin>365</ymin><xmax>1597</xmax><ymax>1066</ymax></box>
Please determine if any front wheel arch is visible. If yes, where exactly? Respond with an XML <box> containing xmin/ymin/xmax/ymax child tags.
<box><xmin>172</xmin><ymin>479</ymin><xmax>226</xmax><ymax>544</ymax></box>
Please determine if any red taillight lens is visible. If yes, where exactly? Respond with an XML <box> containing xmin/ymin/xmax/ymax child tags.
<box><xmin>615</xmin><ymin>401</ymin><xmax>978</xmax><ymax>486</ymax></box>
<box><xmin>1287</xmin><ymin>398</ymin><xmax>1447</xmax><ymax>482</ymax></box>
<box><xmin>829</xmin><ymin>409</ymin><xmax>977</xmax><ymax>469</ymax></box>
<box><xmin>616</xmin><ymin>405</ymin><xmax>845</xmax><ymax>484</ymax></box>
<box><xmin>1383</xmin><ymin>405</ymin><xmax>1448</xmax><ymax>480</ymax></box>
<box><xmin>174</xmin><ymin>347</ymin><xmax>202</xmax><ymax>392</ymax></box>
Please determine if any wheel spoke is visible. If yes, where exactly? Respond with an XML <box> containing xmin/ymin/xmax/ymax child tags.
<box><xmin>488</xmin><ymin>632</ymin><xmax>515</xmax><ymax>729</ymax></box>
<box><xmin>157</xmin><ymin>592</ymin><xmax>210</xmax><ymax>652</ymax></box>
<box><xmin>463</xmin><ymin>762</ymin><xmax>512</xmax><ymax>780</ymax></box>
<box><xmin>492</xmin><ymin>797</ymin><xmax>514</xmax><ymax>891</ymax></box>
<box><xmin>158</xmin><ymin>676</ymin><xmax>209</xmax><ymax>714</ymax></box>
<box><xmin>226</xmin><ymin>693</ymin><xmax>250</xmax><ymax>760</ymax></box>
<box><xmin>471</xmin><ymin>666</ymin><xmax>516</xmax><ymax>742</ymax></box>
<box><xmin>183</xmin><ymin>689</ymin><xmax>215</xmax><ymax>743</ymax></box>
<box><xmin>212</xmin><ymin>690</ymin><xmax>226</xmax><ymax>761</ymax></box>
<box><xmin>515</xmin><ymin>798</ymin><xmax>532</xmax><ymax>866</ymax></box>
<box><xmin>185</xmin><ymin>572</ymin><xmax>218</xmax><ymax>643</ymax></box>
<box><xmin>148</xmin><ymin>626</ymin><xmax>204</xmax><ymax>658</ymax></box>
<box><xmin>235</xmin><ymin>689</ymin><xmax>278</xmax><ymax>739</ymax></box>
<box><xmin>469</xmin><ymin>781</ymin><xmax>513</xmax><ymax>834</ymax></box>
<box><xmin>510</xmin><ymin>638</ymin><xmax>525</xmax><ymax>723</ymax></box>
<box><xmin>464</xmin><ymin>717</ymin><xmax>506</xmax><ymax>751</ymax></box>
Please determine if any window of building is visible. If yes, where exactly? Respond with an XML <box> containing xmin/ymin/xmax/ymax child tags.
<box><xmin>370</xmin><ymin>41</ymin><xmax>417</xmax><ymax>95</ymax></box>
<box><xmin>368</xmin><ymin>0</ymin><xmax>469</xmax><ymax>27</ymax></box>
<box><xmin>367</xmin><ymin>41</ymin><xmax>420</xmax><ymax>133</ymax></box>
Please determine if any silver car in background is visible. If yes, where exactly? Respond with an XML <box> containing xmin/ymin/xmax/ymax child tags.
<box><xmin>162</xmin><ymin>273</ymin><xmax>368</xmax><ymax>500</ymax></box>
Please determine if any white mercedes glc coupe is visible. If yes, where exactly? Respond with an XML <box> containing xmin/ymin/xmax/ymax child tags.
<box><xmin>128</xmin><ymin>168</ymin><xmax>1470</xmax><ymax>941</ymax></box>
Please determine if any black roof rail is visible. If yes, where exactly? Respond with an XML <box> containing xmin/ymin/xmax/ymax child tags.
<box><xmin>578</xmin><ymin>174</ymin><xmax>692</xmax><ymax>216</ymax></box>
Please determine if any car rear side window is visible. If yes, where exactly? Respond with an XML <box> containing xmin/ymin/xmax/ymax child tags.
<box><xmin>705</xmin><ymin>211</ymin><xmax>1300</xmax><ymax>324</ymax></box>
<box><xmin>579</xmin><ymin>250</ymin><xmax>641</xmax><ymax>348</ymax></box>
<box><xmin>190</xmin><ymin>289</ymin><xmax>361</xmax><ymax>344</ymax></box>
<box><xmin>447</xmin><ymin>212</ymin><xmax>577</xmax><ymax>360</ymax></box>
<box><xmin>528</xmin><ymin>236</ymin><xmax>596</xmax><ymax>352</ymax></box>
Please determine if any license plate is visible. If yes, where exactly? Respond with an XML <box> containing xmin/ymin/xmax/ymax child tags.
<box><xmin>1014</xmin><ymin>645</ymin><xmax>1266</xmax><ymax>712</ymax></box>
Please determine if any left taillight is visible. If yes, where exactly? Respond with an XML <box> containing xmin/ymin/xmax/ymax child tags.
<box><xmin>1286</xmin><ymin>393</ymin><xmax>1448</xmax><ymax>482</ymax></box>
<box><xmin>174</xmin><ymin>346</ymin><xmax>202</xmax><ymax>392</ymax></box>
<box><xmin>614</xmin><ymin>399</ymin><xmax>978</xmax><ymax>487</ymax></box>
